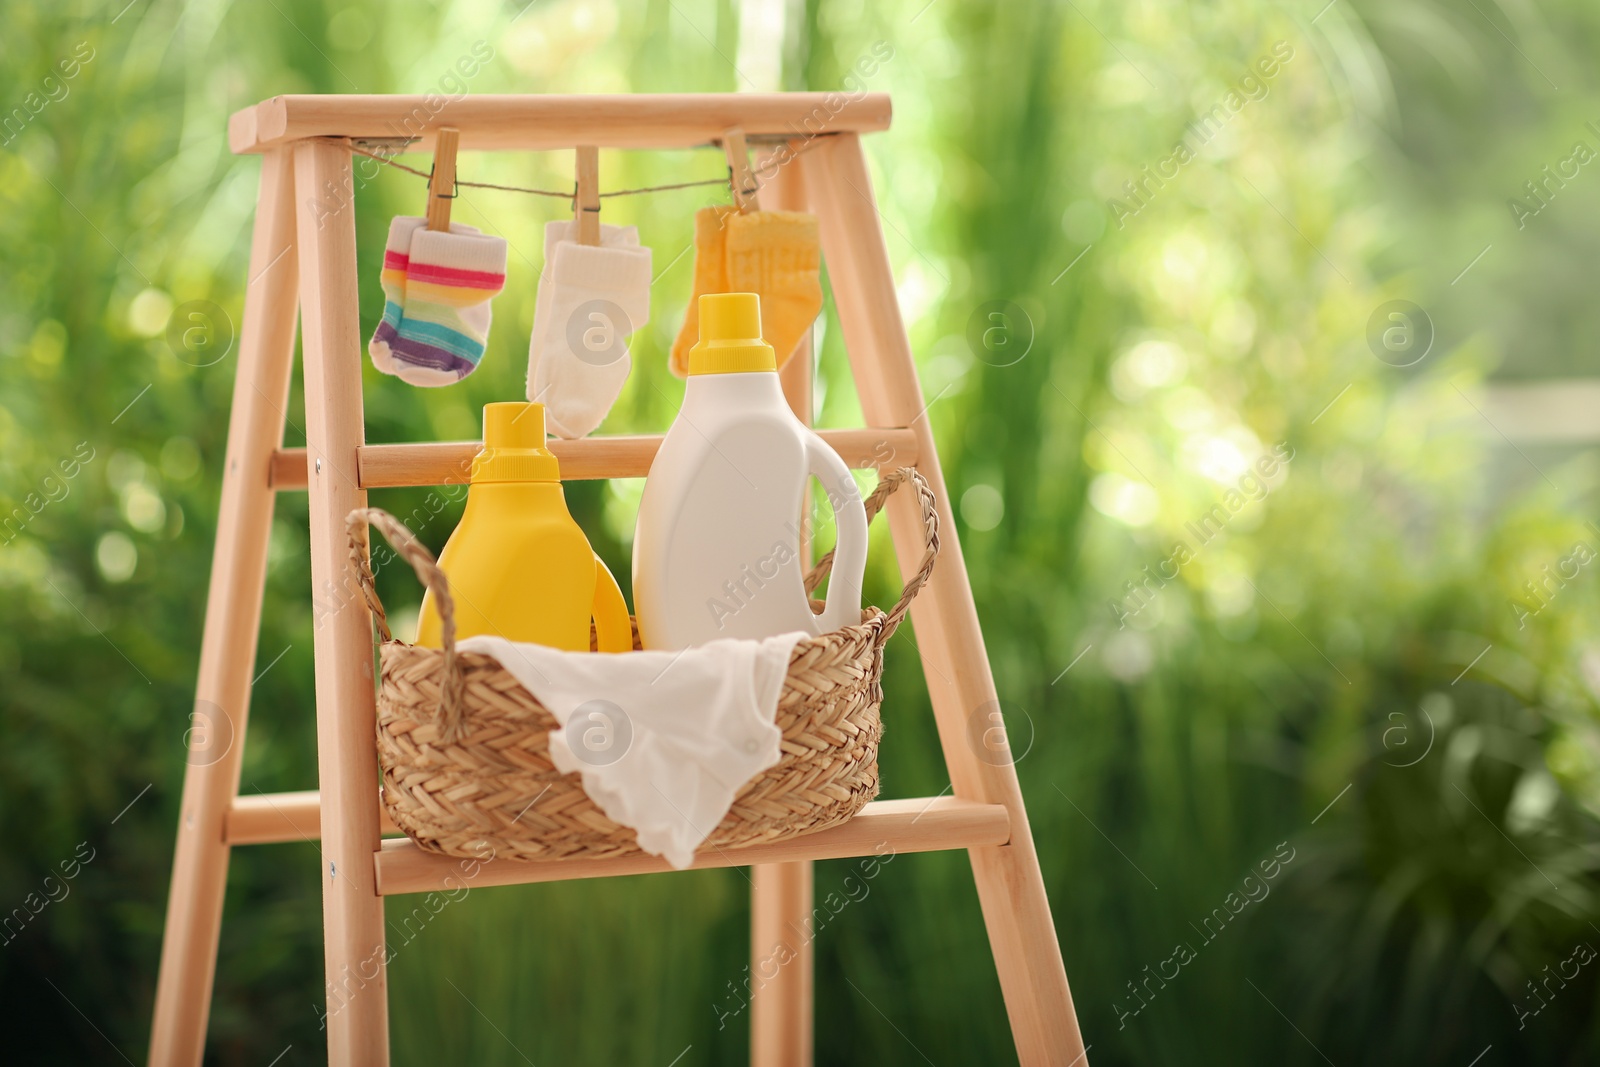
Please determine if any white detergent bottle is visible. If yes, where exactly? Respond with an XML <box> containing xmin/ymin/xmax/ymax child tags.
<box><xmin>634</xmin><ymin>292</ymin><xmax>869</xmax><ymax>650</ymax></box>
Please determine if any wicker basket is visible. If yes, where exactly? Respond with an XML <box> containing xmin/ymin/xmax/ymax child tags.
<box><xmin>345</xmin><ymin>466</ymin><xmax>939</xmax><ymax>864</ymax></box>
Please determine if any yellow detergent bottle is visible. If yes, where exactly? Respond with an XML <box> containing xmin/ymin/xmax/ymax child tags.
<box><xmin>414</xmin><ymin>402</ymin><xmax>632</xmax><ymax>653</ymax></box>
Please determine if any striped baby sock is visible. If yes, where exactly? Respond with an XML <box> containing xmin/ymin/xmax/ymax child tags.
<box><xmin>368</xmin><ymin>215</ymin><xmax>429</xmax><ymax>373</ymax></box>
<box><xmin>373</xmin><ymin>222</ymin><xmax>507</xmax><ymax>386</ymax></box>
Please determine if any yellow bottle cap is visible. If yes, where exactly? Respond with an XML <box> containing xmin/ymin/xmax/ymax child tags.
<box><xmin>472</xmin><ymin>402</ymin><xmax>561</xmax><ymax>482</ymax></box>
<box><xmin>688</xmin><ymin>292</ymin><xmax>777</xmax><ymax>375</ymax></box>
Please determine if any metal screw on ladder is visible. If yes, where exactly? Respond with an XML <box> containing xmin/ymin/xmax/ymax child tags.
<box><xmin>315</xmin><ymin>458</ymin><xmax>322</xmax><ymax>474</ymax></box>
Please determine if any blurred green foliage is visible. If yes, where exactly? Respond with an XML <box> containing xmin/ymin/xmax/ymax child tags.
<box><xmin>3</xmin><ymin>0</ymin><xmax>1599</xmax><ymax>1063</ymax></box>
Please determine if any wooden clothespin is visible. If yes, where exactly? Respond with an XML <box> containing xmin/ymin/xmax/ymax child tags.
<box><xmin>722</xmin><ymin>127</ymin><xmax>760</xmax><ymax>213</ymax></box>
<box><xmin>426</xmin><ymin>127</ymin><xmax>460</xmax><ymax>232</ymax></box>
<box><xmin>575</xmin><ymin>145</ymin><xmax>600</xmax><ymax>246</ymax></box>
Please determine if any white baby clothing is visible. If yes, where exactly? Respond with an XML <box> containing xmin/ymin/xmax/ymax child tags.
<box><xmin>457</xmin><ymin>631</ymin><xmax>805</xmax><ymax>869</ymax></box>
<box><xmin>526</xmin><ymin>220</ymin><xmax>652</xmax><ymax>439</ymax></box>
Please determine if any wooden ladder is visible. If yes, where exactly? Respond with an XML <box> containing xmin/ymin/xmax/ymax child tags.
<box><xmin>147</xmin><ymin>93</ymin><xmax>1087</xmax><ymax>1067</ymax></box>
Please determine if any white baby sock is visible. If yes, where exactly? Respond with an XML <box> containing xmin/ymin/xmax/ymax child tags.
<box><xmin>527</xmin><ymin>220</ymin><xmax>652</xmax><ymax>439</ymax></box>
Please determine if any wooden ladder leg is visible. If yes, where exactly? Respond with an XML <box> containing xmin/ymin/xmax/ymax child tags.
<box><xmin>293</xmin><ymin>138</ymin><xmax>390</xmax><ymax>1067</ymax></box>
<box><xmin>148</xmin><ymin>147</ymin><xmax>300</xmax><ymax>1067</ymax></box>
<box><xmin>751</xmin><ymin>863</ymin><xmax>814</xmax><ymax>1063</ymax></box>
<box><xmin>802</xmin><ymin>133</ymin><xmax>1089</xmax><ymax>1066</ymax></box>
<box><xmin>748</xmin><ymin>145</ymin><xmax>816</xmax><ymax>1067</ymax></box>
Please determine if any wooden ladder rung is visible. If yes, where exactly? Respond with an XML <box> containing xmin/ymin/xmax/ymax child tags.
<box><xmin>267</xmin><ymin>427</ymin><xmax>918</xmax><ymax>490</ymax></box>
<box><xmin>226</xmin><ymin>790</ymin><xmax>400</xmax><ymax>845</ymax></box>
<box><xmin>374</xmin><ymin>796</ymin><xmax>1010</xmax><ymax>896</ymax></box>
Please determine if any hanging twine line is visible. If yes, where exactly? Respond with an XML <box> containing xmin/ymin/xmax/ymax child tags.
<box><xmin>319</xmin><ymin>135</ymin><xmax>821</xmax><ymax>203</ymax></box>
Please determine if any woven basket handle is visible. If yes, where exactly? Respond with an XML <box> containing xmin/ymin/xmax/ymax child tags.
<box><xmin>345</xmin><ymin>507</ymin><xmax>466</xmax><ymax>740</ymax></box>
<box><xmin>804</xmin><ymin>466</ymin><xmax>940</xmax><ymax>638</ymax></box>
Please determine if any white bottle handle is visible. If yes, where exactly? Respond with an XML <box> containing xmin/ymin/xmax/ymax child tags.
<box><xmin>803</xmin><ymin>430</ymin><xmax>870</xmax><ymax>633</ymax></box>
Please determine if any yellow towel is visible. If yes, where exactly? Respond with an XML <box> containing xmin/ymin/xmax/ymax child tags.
<box><xmin>669</xmin><ymin>207</ymin><xmax>822</xmax><ymax>377</ymax></box>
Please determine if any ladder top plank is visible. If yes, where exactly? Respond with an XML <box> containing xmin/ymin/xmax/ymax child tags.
<box><xmin>374</xmin><ymin>796</ymin><xmax>1010</xmax><ymax>896</ymax></box>
<box><xmin>230</xmin><ymin>93</ymin><xmax>893</xmax><ymax>155</ymax></box>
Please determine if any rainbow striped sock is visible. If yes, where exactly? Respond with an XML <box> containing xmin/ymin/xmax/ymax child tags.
<box><xmin>369</xmin><ymin>216</ymin><xmax>428</xmax><ymax>374</ymax></box>
<box><xmin>370</xmin><ymin>220</ymin><xmax>507</xmax><ymax>387</ymax></box>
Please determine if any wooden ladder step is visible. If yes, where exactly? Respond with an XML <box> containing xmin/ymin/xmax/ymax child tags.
<box><xmin>375</xmin><ymin>796</ymin><xmax>1009</xmax><ymax>896</ymax></box>
<box><xmin>268</xmin><ymin>427</ymin><xmax>918</xmax><ymax>490</ymax></box>
<box><xmin>226</xmin><ymin>790</ymin><xmax>401</xmax><ymax>845</ymax></box>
